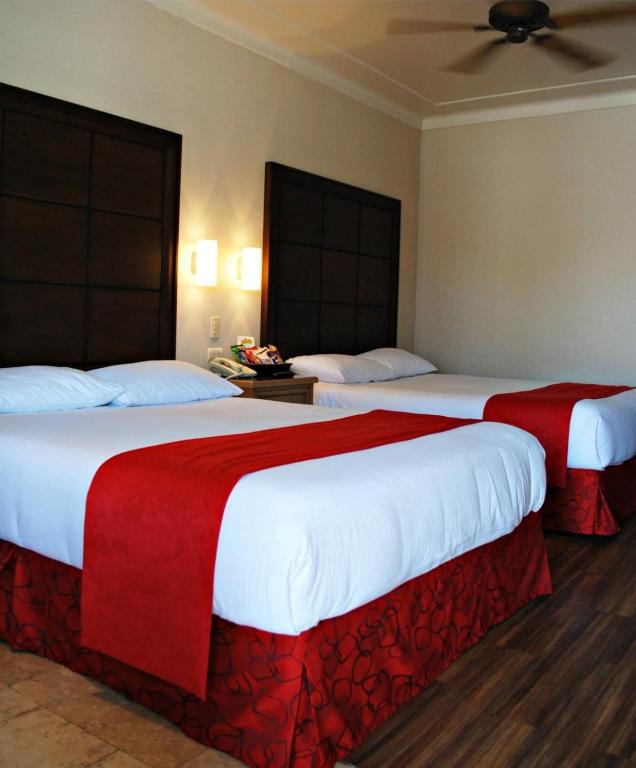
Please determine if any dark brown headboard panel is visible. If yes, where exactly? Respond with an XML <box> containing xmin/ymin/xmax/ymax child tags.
<box><xmin>0</xmin><ymin>83</ymin><xmax>181</xmax><ymax>368</ymax></box>
<box><xmin>261</xmin><ymin>162</ymin><xmax>400</xmax><ymax>358</ymax></box>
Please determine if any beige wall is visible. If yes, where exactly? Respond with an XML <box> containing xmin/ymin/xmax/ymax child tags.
<box><xmin>417</xmin><ymin>106</ymin><xmax>636</xmax><ymax>385</ymax></box>
<box><xmin>0</xmin><ymin>0</ymin><xmax>420</xmax><ymax>366</ymax></box>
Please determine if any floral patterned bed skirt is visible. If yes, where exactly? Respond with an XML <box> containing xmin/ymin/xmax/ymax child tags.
<box><xmin>542</xmin><ymin>456</ymin><xmax>636</xmax><ymax>535</ymax></box>
<box><xmin>0</xmin><ymin>512</ymin><xmax>551</xmax><ymax>768</ymax></box>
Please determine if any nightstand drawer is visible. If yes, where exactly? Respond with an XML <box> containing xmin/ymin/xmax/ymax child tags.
<box><xmin>234</xmin><ymin>376</ymin><xmax>317</xmax><ymax>405</ymax></box>
<box><xmin>262</xmin><ymin>390</ymin><xmax>311</xmax><ymax>404</ymax></box>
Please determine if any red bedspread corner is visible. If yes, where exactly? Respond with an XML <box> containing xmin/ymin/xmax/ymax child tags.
<box><xmin>483</xmin><ymin>382</ymin><xmax>630</xmax><ymax>488</ymax></box>
<box><xmin>81</xmin><ymin>410</ymin><xmax>474</xmax><ymax>697</ymax></box>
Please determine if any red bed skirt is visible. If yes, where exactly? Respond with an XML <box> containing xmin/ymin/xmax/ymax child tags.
<box><xmin>541</xmin><ymin>455</ymin><xmax>636</xmax><ymax>535</ymax></box>
<box><xmin>0</xmin><ymin>513</ymin><xmax>551</xmax><ymax>768</ymax></box>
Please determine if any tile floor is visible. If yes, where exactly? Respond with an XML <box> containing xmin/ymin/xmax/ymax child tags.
<box><xmin>0</xmin><ymin>642</ymin><xmax>244</xmax><ymax>768</ymax></box>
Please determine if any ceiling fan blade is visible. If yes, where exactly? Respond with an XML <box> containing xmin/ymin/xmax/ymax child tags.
<box><xmin>387</xmin><ymin>19</ymin><xmax>483</xmax><ymax>34</ymax></box>
<box><xmin>532</xmin><ymin>33</ymin><xmax>614</xmax><ymax>70</ymax></box>
<box><xmin>444</xmin><ymin>38</ymin><xmax>508</xmax><ymax>74</ymax></box>
<box><xmin>550</xmin><ymin>2</ymin><xmax>636</xmax><ymax>29</ymax></box>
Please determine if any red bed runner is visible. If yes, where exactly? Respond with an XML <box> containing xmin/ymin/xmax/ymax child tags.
<box><xmin>483</xmin><ymin>382</ymin><xmax>630</xmax><ymax>488</ymax></box>
<box><xmin>82</xmin><ymin>410</ymin><xmax>474</xmax><ymax>698</ymax></box>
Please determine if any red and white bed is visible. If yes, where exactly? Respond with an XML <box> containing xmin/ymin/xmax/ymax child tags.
<box><xmin>0</xmin><ymin>382</ymin><xmax>550</xmax><ymax>768</ymax></box>
<box><xmin>303</xmin><ymin>354</ymin><xmax>636</xmax><ymax>536</ymax></box>
<box><xmin>0</xmin><ymin>87</ymin><xmax>550</xmax><ymax>768</ymax></box>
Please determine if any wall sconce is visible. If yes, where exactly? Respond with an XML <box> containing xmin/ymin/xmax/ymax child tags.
<box><xmin>239</xmin><ymin>247</ymin><xmax>262</xmax><ymax>291</ymax></box>
<box><xmin>192</xmin><ymin>239</ymin><xmax>218</xmax><ymax>286</ymax></box>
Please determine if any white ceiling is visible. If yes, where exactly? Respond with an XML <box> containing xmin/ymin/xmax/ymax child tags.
<box><xmin>153</xmin><ymin>0</ymin><xmax>636</xmax><ymax>127</ymax></box>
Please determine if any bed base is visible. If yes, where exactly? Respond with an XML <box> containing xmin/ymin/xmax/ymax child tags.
<box><xmin>542</xmin><ymin>456</ymin><xmax>636</xmax><ymax>535</ymax></box>
<box><xmin>0</xmin><ymin>513</ymin><xmax>551</xmax><ymax>768</ymax></box>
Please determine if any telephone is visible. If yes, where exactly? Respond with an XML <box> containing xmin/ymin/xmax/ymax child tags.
<box><xmin>209</xmin><ymin>357</ymin><xmax>257</xmax><ymax>379</ymax></box>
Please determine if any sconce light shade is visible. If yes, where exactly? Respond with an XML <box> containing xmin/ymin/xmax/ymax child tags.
<box><xmin>193</xmin><ymin>240</ymin><xmax>218</xmax><ymax>286</ymax></box>
<box><xmin>240</xmin><ymin>247</ymin><xmax>262</xmax><ymax>291</ymax></box>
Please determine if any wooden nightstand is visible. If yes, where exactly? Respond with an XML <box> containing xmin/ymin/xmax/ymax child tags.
<box><xmin>234</xmin><ymin>376</ymin><xmax>318</xmax><ymax>405</ymax></box>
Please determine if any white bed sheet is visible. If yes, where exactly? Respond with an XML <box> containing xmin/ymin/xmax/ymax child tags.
<box><xmin>315</xmin><ymin>374</ymin><xmax>636</xmax><ymax>471</ymax></box>
<box><xmin>0</xmin><ymin>397</ymin><xmax>545</xmax><ymax>635</ymax></box>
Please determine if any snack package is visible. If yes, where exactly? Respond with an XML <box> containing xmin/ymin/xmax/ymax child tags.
<box><xmin>241</xmin><ymin>346</ymin><xmax>261</xmax><ymax>364</ymax></box>
<box><xmin>230</xmin><ymin>344</ymin><xmax>245</xmax><ymax>363</ymax></box>
<box><xmin>265</xmin><ymin>344</ymin><xmax>285</xmax><ymax>364</ymax></box>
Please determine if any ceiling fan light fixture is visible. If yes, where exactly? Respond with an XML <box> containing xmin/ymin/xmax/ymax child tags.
<box><xmin>506</xmin><ymin>24</ymin><xmax>530</xmax><ymax>43</ymax></box>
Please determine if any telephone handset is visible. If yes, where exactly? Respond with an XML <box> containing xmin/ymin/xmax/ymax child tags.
<box><xmin>209</xmin><ymin>357</ymin><xmax>257</xmax><ymax>379</ymax></box>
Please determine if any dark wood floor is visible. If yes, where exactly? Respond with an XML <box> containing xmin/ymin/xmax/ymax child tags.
<box><xmin>349</xmin><ymin>516</ymin><xmax>636</xmax><ymax>768</ymax></box>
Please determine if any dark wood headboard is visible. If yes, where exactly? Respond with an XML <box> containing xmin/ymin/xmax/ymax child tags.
<box><xmin>261</xmin><ymin>162</ymin><xmax>400</xmax><ymax>358</ymax></box>
<box><xmin>0</xmin><ymin>83</ymin><xmax>181</xmax><ymax>368</ymax></box>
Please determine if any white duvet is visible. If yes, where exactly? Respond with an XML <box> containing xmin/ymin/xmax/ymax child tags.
<box><xmin>315</xmin><ymin>374</ymin><xmax>636</xmax><ymax>471</ymax></box>
<box><xmin>0</xmin><ymin>397</ymin><xmax>546</xmax><ymax>635</ymax></box>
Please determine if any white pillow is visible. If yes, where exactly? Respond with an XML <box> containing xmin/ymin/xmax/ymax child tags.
<box><xmin>287</xmin><ymin>354</ymin><xmax>395</xmax><ymax>384</ymax></box>
<box><xmin>91</xmin><ymin>360</ymin><xmax>241</xmax><ymax>406</ymax></box>
<box><xmin>0</xmin><ymin>366</ymin><xmax>124</xmax><ymax>414</ymax></box>
<box><xmin>359</xmin><ymin>348</ymin><xmax>437</xmax><ymax>378</ymax></box>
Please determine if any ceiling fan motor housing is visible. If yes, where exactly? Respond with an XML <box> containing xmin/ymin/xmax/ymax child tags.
<box><xmin>489</xmin><ymin>0</ymin><xmax>552</xmax><ymax>42</ymax></box>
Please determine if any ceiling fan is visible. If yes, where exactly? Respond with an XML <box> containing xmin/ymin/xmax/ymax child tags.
<box><xmin>387</xmin><ymin>1</ymin><xmax>636</xmax><ymax>73</ymax></box>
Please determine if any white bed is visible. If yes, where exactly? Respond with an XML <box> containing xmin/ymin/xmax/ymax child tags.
<box><xmin>315</xmin><ymin>373</ymin><xmax>636</xmax><ymax>471</ymax></box>
<box><xmin>0</xmin><ymin>396</ymin><xmax>546</xmax><ymax>636</ymax></box>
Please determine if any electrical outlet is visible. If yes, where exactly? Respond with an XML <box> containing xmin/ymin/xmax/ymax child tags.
<box><xmin>209</xmin><ymin>316</ymin><xmax>221</xmax><ymax>339</ymax></box>
<box><xmin>207</xmin><ymin>347</ymin><xmax>223</xmax><ymax>362</ymax></box>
